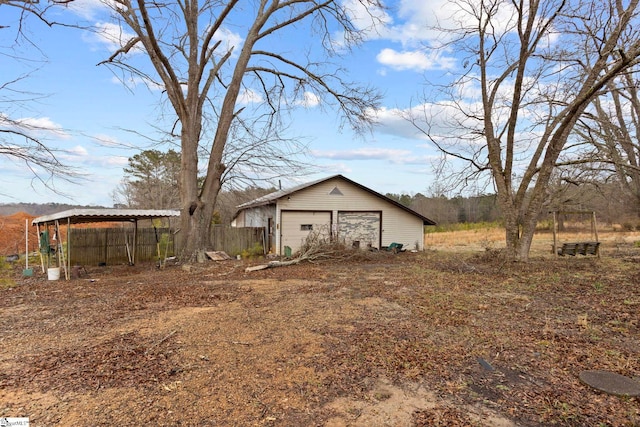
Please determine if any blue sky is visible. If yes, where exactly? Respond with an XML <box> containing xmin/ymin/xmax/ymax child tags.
<box><xmin>0</xmin><ymin>0</ymin><xmax>462</xmax><ymax>207</ymax></box>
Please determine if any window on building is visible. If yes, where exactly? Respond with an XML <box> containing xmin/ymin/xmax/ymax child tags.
<box><xmin>300</xmin><ymin>224</ymin><xmax>313</xmax><ymax>231</ymax></box>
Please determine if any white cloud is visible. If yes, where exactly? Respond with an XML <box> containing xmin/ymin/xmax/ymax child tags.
<box><xmin>65</xmin><ymin>0</ymin><xmax>110</xmax><ymax>20</ymax></box>
<box><xmin>369</xmin><ymin>107</ymin><xmax>426</xmax><ymax>139</ymax></box>
<box><xmin>339</xmin><ymin>0</ymin><xmax>450</xmax><ymax>47</ymax></box>
<box><xmin>12</xmin><ymin>116</ymin><xmax>70</xmax><ymax>139</ymax></box>
<box><xmin>72</xmin><ymin>151</ymin><xmax>129</xmax><ymax>168</ymax></box>
<box><xmin>68</xmin><ymin>145</ymin><xmax>89</xmax><ymax>156</ymax></box>
<box><xmin>211</xmin><ymin>27</ymin><xmax>244</xmax><ymax>58</ymax></box>
<box><xmin>86</xmin><ymin>22</ymin><xmax>140</xmax><ymax>53</ymax></box>
<box><xmin>327</xmin><ymin>0</ymin><xmax>390</xmax><ymax>49</ymax></box>
<box><xmin>379</xmin><ymin>0</ymin><xmax>523</xmax><ymax>49</ymax></box>
<box><xmin>343</xmin><ymin>0</ymin><xmax>393</xmax><ymax>35</ymax></box>
<box><xmin>238</xmin><ymin>88</ymin><xmax>264</xmax><ymax>105</ymax></box>
<box><xmin>313</xmin><ymin>147</ymin><xmax>411</xmax><ymax>160</ymax></box>
<box><xmin>92</xmin><ymin>134</ymin><xmax>123</xmax><ymax>148</ymax></box>
<box><xmin>318</xmin><ymin>162</ymin><xmax>353</xmax><ymax>175</ymax></box>
<box><xmin>103</xmin><ymin>155</ymin><xmax>129</xmax><ymax>167</ymax></box>
<box><xmin>368</xmin><ymin>101</ymin><xmax>485</xmax><ymax>147</ymax></box>
<box><xmin>376</xmin><ymin>48</ymin><xmax>455</xmax><ymax>71</ymax></box>
<box><xmin>381</xmin><ymin>0</ymin><xmax>453</xmax><ymax>46</ymax></box>
<box><xmin>311</xmin><ymin>146</ymin><xmax>433</xmax><ymax>166</ymax></box>
<box><xmin>296</xmin><ymin>92</ymin><xmax>321</xmax><ymax>108</ymax></box>
<box><xmin>58</xmin><ymin>145</ymin><xmax>90</xmax><ymax>163</ymax></box>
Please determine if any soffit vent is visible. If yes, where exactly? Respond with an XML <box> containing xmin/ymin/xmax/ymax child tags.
<box><xmin>329</xmin><ymin>186</ymin><xmax>343</xmax><ymax>195</ymax></box>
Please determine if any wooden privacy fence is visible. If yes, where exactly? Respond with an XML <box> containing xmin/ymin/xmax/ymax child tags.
<box><xmin>69</xmin><ymin>227</ymin><xmax>173</xmax><ymax>266</ymax></box>
<box><xmin>210</xmin><ymin>225</ymin><xmax>265</xmax><ymax>256</ymax></box>
<box><xmin>69</xmin><ymin>226</ymin><xmax>265</xmax><ymax>266</ymax></box>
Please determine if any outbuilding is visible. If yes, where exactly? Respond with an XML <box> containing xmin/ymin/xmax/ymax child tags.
<box><xmin>232</xmin><ymin>175</ymin><xmax>435</xmax><ymax>255</ymax></box>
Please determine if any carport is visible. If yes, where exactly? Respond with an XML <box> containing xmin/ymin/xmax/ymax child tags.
<box><xmin>32</xmin><ymin>208</ymin><xmax>180</xmax><ymax>280</ymax></box>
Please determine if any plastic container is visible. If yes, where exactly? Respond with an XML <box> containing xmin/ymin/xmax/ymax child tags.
<box><xmin>47</xmin><ymin>267</ymin><xmax>60</xmax><ymax>281</ymax></box>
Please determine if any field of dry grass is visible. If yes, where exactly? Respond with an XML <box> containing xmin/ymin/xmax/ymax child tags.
<box><xmin>425</xmin><ymin>225</ymin><xmax>640</xmax><ymax>257</ymax></box>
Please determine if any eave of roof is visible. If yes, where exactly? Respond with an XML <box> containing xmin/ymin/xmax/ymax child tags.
<box><xmin>236</xmin><ymin>175</ymin><xmax>436</xmax><ymax>225</ymax></box>
<box><xmin>32</xmin><ymin>208</ymin><xmax>180</xmax><ymax>225</ymax></box>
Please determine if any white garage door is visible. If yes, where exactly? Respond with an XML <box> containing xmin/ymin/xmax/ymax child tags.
<box><xmin>281</xmin><ymin>211</ymin><xmax>331</xmax><ymax>255</ymax></box>
<box><xmin>338</xmin><ymin>211</ymin><xmax>381</xmax><ymax>249</ymax></box>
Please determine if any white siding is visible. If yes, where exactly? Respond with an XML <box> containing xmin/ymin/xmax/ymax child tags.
<box><xmin>233</xmin><ymin>205</ymin><xmax>275</xmax><ymax>227</ymax></box>
<box><xmin>276</xmin><ymin>177</ymin><xmax>424</xmax><ymax>253</ymax></box>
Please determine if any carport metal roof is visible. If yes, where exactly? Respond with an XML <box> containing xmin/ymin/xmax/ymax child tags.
<box><xmin>32</xmin><ymin>208</ymin><xmax>180</xmax><ymax>226</ymax></box>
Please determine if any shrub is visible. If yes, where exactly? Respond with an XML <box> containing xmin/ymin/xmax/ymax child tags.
<box><xmin>240</xmin><ymin>242</ymin><xmax>264</xmax><ymax>259</ymax></box>
<box><xmin>622</xmin><ymin>222</ymin><xmax>635</xmax><ymax>231</ymax></box>
<box><xmin>0</xmin><ymin>257</ymin><xmax>15</xmax><ymax>289</ymax></box>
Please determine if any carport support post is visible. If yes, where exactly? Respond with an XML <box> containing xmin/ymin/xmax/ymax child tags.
<box><xmin>133</xmin><ymin>219</ymin><xmax>138</xmax><ymax>265</ymax></box>
<box><xmin>36</xmin><ymin>222</ymin><xmax>45</xmax><ymax>273</ymax></box>
<box><xmin>66</xmin><ymin>217</ymin><xmax>71</xmax><ymax>279</ymax></box>
<box><xmin>55</xmin><ymin>220</ymin><xmax>69</xmax><ymax>280</ymax></box>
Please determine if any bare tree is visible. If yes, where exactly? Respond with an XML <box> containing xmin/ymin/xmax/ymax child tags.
<box><xmin>0</xmin><ymin>115</ymin><xmax>81</xmax><ymax>191</ymax></box>
<box><xmin>0</xmin><ymin>1</ymin><xmax>82</xmax><ymax>195</ymax></box>
<box><xmin>99</xmin><ymin>0</ymin><xmax>383</xmax><ymax>261</ymax></box>
<box><xmin>408</xmin><ymin>0</ymin><xmax>640</xmax><ymax>260</ymax></box>
<box><xmin>215</xmin><ymin>186</ymin><xmax>276</xmax><ymax>225</ymax></box>
<box><xmin>218</xmin><ymin>116</ymin><xmax>317</xmax><ymax>192</ymax></box>
<box><xmin>0</xmin><ymin>0</ymin><xmax>72</xmax><ymax>26</ymax></box>
<box><xmin>570</xmin><ymin>69</ymin><xmax>640</xmax><ymax>217</ymax></box>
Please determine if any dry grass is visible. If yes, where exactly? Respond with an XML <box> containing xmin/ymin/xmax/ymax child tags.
<box><xmin>1</xmin><ymin>228</ymin><xmax>639</xmax><ymax>426</ymax></box>
<box><xmin>425</xmin><ymin>225</ymin><xmax>640</xmax><ymax>256</ymax></box>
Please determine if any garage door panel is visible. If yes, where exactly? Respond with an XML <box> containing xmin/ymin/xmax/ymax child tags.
<box><xmin>281</xmin><ymin>211</ymin><xmax>331</xmax><ymax>254</ymax></box>
<box><xmin>338</xmin><ymin>212</ymin><xmax>380</xmax><ymax>249</ymax></box>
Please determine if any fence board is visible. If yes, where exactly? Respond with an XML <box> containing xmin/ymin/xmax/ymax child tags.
<box><xmin>210</xmin><ymin>225</ymin><xmax>265</xmax><ymax>255</ymax></box>
<box><xmin>69</xmin><ymin>226</ymin><xmax>263</xmax><ymax>265</ymax></box>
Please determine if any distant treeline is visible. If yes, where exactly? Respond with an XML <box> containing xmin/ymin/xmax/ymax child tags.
<box><xmin>385</xmin><ymin>193</ymin><xmax>501</xmax><ymax>225</ymax></box>
<box><xmin>0</xmin><ymin>203</ymin><xmax>108</xmax><ymax>217</ymax></box>
<box><xmin>387</xmin><ymin>182</ymin><xmax>640</xmax><ymax>227</ymax></box>
<box><xmin>5</xmin><ymin>180</ymin><xmax>639</xmax><ymax>229</ymax></box>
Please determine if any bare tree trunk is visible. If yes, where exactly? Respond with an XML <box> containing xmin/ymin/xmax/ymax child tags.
<box><xmin>176</xmin><ymin>27</ymin><xmax>256</xmax><ymax>261</ymax></box>
<box><xmin>178</xmin><ymin>164</ymin><xmax>224</xmax><ymax>262</ymax></box>
<box><xmin>501</xmin><ymin>210</ymin><xmax>517</xmax><ymax>260</ymax></box>
<box><xmin>177</xmin><ymin>117</ymin><xmax>211</xmax><ymax>261</ymax></box>
<box><xmin>179</xmin><ymin>206</ymin><xmax>210</xmax><ymax>261</ymax></box>
<box><xmin>517</xmin><ymin>212</ymin><xmax>538</xmax><ymax>261</ymax></box>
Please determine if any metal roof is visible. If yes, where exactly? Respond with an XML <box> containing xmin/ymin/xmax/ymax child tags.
<box><xmin>32</xmin><ymin>208</ymin><xmax>180</xmax><ymax>225</ymax></box>
<box><xmin>236</xmin><ymin>174</ymin><xmax>436</xmax><ymax>225</ymax></box>
<box><xmin>236</xmin><ymin>175</ymin><xmax>336</xmax><ymax>209</ymax></box>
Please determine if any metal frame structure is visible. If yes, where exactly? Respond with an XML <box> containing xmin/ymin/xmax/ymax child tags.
<box><xmin>32</xmin><ymin>209</ymin><xmax>180</xmax><ymax>279</ymax></box>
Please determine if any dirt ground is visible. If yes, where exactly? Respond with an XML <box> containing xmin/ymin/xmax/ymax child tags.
<box><xmin>1</xmin><ymin>242</ymin><xmax>639</xmax><ymax>426</ymax></box>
